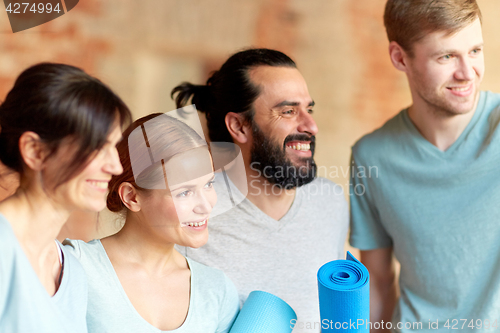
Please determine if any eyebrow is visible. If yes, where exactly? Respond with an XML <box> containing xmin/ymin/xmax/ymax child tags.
<box><xmin>272</xmin><ymin>100</ymin><xmax>315</xmax><ymax>108</ymax></box>
<box><xmin>430</xmin><ymin>43</ymin><xmax>484</xmax><ymax>57</ymax></box>
<box><xmin>170</xmin><ymin>175</ymin><xmax>215</xmax><ymax>191</ymax></box>
<box><xmin>107</xmin><ymin>135</ymin><xmax>123</xmax><ymax>144</ymax></box>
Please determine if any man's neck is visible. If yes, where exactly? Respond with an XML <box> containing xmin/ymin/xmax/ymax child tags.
<box><xmin>408</xmin><ymin>94</ymin><xmax>480</xmax><ymax>151</ymax></box>
<box><xmin>245</xmin><ymin>170</ymin><xmax>296</xmax><ymax>221</ymax></box>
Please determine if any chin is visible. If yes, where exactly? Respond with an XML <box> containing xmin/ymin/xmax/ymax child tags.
<box><xmin>448</xmin><ymin>101</ymin><xmax>477</xmax><ymax>115</ymax></box>
<box><xmin>446</xmin><ymin>89</ymin><xmax>479</xmax><ymax>114</ymax></box>
<box><xmin>186</xmin><ymin>238</ymin><xmax>209</xmax><ymax>249</ymax></box>
<box><xmin>81</xmin><ymin>201</ymin><xmax>107</xmax><ymax>213</ymax></box>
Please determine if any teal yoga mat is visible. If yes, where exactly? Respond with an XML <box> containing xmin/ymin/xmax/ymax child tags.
<box><xmin>229</xmin><ymin>290</ymin><xmax>296</xmax><ymax>333</ymax></box>
<box><xmin>317</xmin><ymin>251</ymin><xmax>370</xmax><ymax>332</ymax></box>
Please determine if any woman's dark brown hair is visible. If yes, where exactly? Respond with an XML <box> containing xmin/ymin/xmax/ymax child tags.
<box><xmin>0</xmin><ymin>63</ymin><xmax>132</xmax><ymax>186</ymax></box>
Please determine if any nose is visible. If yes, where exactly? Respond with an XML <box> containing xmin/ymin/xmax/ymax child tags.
<box><xmin>454</xmin><ymin>57</ymin><xmax>475</xmax><ymax>82</ymax></box>
<box><xmin>193</xmin><ymin>190</ymin><xmax>215</xmax><ymax>215</ymax></box>
<box><xmin>297</xmin><ymin>109</ymin><xmax>318</xmax><ymax>137</ymax></box>
<box><xmin>104</xmin><ymin>147</ymin><xmax>123</xmax><ymax>175</ymax></box>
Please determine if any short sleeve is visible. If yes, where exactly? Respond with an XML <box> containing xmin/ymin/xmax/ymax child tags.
<box><xmin>216</xmin><ymin>273</ymin><xmax>240</xmax><ymax>333</ymax></box>
<box><xmin>348</xmin><ymin>153</ymin><xmax>393</xmax><ymax>250</ymax></box>
<box><xmin>62</xmin><ymin>238</ymin><xmax>82</xmax><ymax>259</ymax></box>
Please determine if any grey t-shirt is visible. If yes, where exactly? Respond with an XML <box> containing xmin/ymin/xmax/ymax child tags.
<box><xmin>0</xmin><ymin>214</ymin><xmax>88</xmax><ymax>333</ymax></box>
<box><xmin>64</xmin><ymin>239</ymin><xmax>240</xmax><ymax>333</ymax></box>
<box><xmin>177</xmin><ymin>174</ymin><xmax>349</xmax><ymax>333</ymax></box>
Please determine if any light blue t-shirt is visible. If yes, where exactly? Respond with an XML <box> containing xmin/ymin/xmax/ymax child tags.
<box><xmin>64</xmin><ymin>239</ymin><xmax>240</xmax><ymax>333</ymax></box>
<box><xmin>350</xmin><ymin>91</ymin><xmax>500</xmax><ymax>332</ymax></box>
<box><xmin>0</xmin><ymin>214</ymin><xmax>88</xmax><ymax>333</ymax></box>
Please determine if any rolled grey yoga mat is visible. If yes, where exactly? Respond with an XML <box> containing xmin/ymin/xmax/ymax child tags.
<box><xmin>229</xmin><ymin>290</ymin><xmax>296</xmax><ymax>333</ymax></box>
<box><xmin>317</xmin><ymin>251</ymin><xmax>370</xmax><ymax>332</ymax></box>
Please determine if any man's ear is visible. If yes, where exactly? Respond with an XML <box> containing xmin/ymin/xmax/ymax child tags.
<box><xmin>389</xmin><ymin>41</ymin><xmax>410</xmax><ymax>73</ymax></box>
<box><xmin>118</xmin><ymin>182</ymin><xmax>141</xmax><ymax>212</ymax></box>
<box><xmin>18</xmin><ymin>131</ymin><xmax>46</xmax><ymax>171</ymax></box>
<box><xmin>225</xmin><ymin>112</ymin><xmax>252</xmax><ymax>144</ymax></box>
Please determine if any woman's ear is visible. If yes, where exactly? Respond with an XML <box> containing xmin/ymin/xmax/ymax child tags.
<box><xmin>118</xmin><ymin>182</ymin><xmax>141</xmax><ymax>212</ymax></box>
<box><xmin>18</xmin><ymin>131</ymin><xmax>46</xmax><ymax>171</ymax></box>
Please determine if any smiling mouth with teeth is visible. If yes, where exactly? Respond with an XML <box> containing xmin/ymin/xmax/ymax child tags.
<box><xmin>184</xmin><ymin>219</ymin><xmax>207</xmax><ymax>227</ymax></box>
<box><xmin>286</xmin><ymin>143</ymin><xmax>311</xmax><ymax>151</ymax></box>
<box><xmin>88</xmin><ymin>180</ymin><xmax>109</xmax><ymax>189</ymax></box>
<box><xmin>448</xmin><ymin>85</ymin><xmax>471</xmax><ymax>91</ymax></box>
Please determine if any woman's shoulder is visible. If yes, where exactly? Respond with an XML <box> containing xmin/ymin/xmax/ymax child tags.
<box><xmin>62</xmin><ymin>239</ymin><xmax>106</xmax><ymax>271</ymax></box>
<box><xmin>187</xmin><ymin>257</ymin><xmax>226</xmax><ymax>280</ymax></box>
<box><xmin>0</xmin><ymin>213</ymin><xmax>15</xmax><ymax>241</ymax></box>
<box><xmin>0</xmin><ymin>213</ymin><xmax>12</xmax><ymax>237</ymax></box>
<box><xmin>0</xmin><ymin>214</ymin><xmax>20</xmax><ymax>265</ymax></box>
<box><xmin>62</xmin><ymin>239</ymin><xmax>102</xmax><ymax>257</ymax></box>
<box><xmin>61</xmin><ymin>239</ymin><xmax>116</xmax><ymax>295</ymax></box>
<box><xmin>187</xmin><ymin>257</ymin><xmax>239</xmax><ymax>300</ymax></box>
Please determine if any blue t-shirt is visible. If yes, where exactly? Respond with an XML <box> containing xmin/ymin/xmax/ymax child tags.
<box><xmin>0</xmin><ymin>214</ymin><xmax>88</xmax><ymax>333</ymax></box>
<box><xmin>349</xmin><ymin>91</ymin><xmax>500</xmax><ymax>332</ymax></box>
<box><xmin>64</xmin><ymin>239</ymin><xmax>240</xmax><ymax>333</ymax></box>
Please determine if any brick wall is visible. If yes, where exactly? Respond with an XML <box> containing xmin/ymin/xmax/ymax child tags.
<box><xmin>0</xmin><ymin>0</ymin><xmax>498</xmax><ymax>241</ymax></box>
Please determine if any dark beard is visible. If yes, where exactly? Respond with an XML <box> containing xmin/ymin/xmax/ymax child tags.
<box><xmin>250</xmin><ymin>121</ymin><xmax>316</xmax><ymax>189</ymax></box>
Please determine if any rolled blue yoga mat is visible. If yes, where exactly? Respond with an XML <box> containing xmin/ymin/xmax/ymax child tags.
<box><xmin>317</xmin><ymin>251</ymin><xmax>370</xmax><ymax>332</ymax></box>
<box><xmin>229</xmin><ymin>290</ymin><xmax>296</xmax><ymax>333</ymax></box>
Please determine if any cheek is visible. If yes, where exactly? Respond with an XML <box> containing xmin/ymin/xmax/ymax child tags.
<box><xmin>410</xmin><ymin>61</ymin><xmax>439</xmax><ymax>84</ymax></box>
<box><xmin>474</xmin><ymin>58</ymin><xmax>485</xmax><ymax>77</ymax></box>
<box><xmin>419</xmin><ymin>64</ymin><xmax>439</xmax><ymax>80</ymax></box>
<box><xmin>276</xmin><ymin>121</ymin><xmax>295</xmax><ymax>136</ymax></box>
<box><xmin>162</xmin><ymin>203</ymin><xmax>181</xmax><ymax>224</ymax></box>
<box><xmin>415</xmin><ymin>67</ymin><xmax>446</xmax><ymax>88</ymax></box>
<box><xmin>207</xmin><ymin>191</ymin><xmax>217</xmax><ymax>208</ymax></box>
<box><xmin>54</xmin><ymin>176</ymin><xmax>82</xmax><ymax>201</ymax></box>
<box><xmin>266</xmin><ymin>125</ymin><xmax>292</xmax><ymax>148</ymax></box>
<box><xmin>77</xmin><ymin>151</ymin><xmax>104</xmax><ymax>178</ymax></box>
<box><xmin>171</xmin><ymin>200</ymin><xmax>192</xmax><ymax>222</ymax></box>
<box><xmin>143</xmin><ymin>195</ymin><xmax>179</xmax><ymax>225</ymax></box>
<box><xmin>160</xmin><ymin>203</ymin><xmax>179</xmax><ymax>220</ymax></box>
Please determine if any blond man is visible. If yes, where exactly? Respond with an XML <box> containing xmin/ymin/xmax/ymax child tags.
<box><xmin>350</xmin><ymin>1</ymin><xmax>500</xmax><ymax>332</ymax></box>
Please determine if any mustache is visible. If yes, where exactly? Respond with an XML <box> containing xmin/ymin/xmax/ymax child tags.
<box><xmin>283</xmin><ymin>134</ymin><xmax>316</xmax><ymax>146</ymax></box>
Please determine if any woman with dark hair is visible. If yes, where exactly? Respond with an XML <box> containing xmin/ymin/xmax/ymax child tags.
<box><xmin>65</xmin><ymin>113</ymin><xmax>240</xmax><ymax>333</ymax></box>
<box><xmin>0</xmin><ymin>63</ymin><xmax>131</xmax><ymax>332</ymax></box>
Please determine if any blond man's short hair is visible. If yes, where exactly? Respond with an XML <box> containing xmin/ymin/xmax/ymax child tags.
<box><xmin>384</xmin><ymin>0</ymin><xmax>482</xmax><ymax>56</ymax></box>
